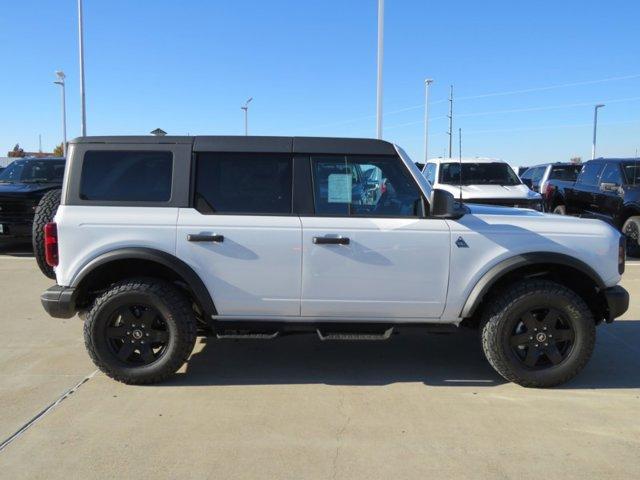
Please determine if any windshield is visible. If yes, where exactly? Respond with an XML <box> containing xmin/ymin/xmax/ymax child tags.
<box><xmin>0</xmin><ymin>159</ymin><xmax>65</xmax><ymax>184</ymax></box>
<box><xmin>622</xmin><ymin>161</ymin><xmax>640</xmax><ymax>185</ymax></box>
<box><xmin>439</xmin><ymin>162</ymin><xmax>521</xmax><ymax>186</ymax></box>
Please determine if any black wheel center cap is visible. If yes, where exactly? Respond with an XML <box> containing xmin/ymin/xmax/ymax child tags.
<box><xmin>132</xmin><ymin>330</ymin><xmax>143</xmax><ymax>340</ymax></box>
<box><xmin>536</xmin><ymin>332</ymin><xmax>547</xmax><ymax>343</ymax></box>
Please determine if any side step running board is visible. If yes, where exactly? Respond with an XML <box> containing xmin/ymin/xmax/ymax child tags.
<box><xmin>216</xmin><ymin>331</ymin><xmax>280</xmax><ymax>340</ymax></box>
<box><xmin>316</xmin><ymin>327</ymin><xmax>394</xmax><ymax>341</ymax></box>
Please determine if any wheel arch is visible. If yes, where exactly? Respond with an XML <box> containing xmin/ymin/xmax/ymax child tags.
<box><xmin>71</xmin><ymin>248</ymin><xmax>216</xmax><ymax>317</ymax></box>
<box><xmin>461</xmin><ymin>252</ymin><xmax>606</xmax><ymax>321</ymax></box>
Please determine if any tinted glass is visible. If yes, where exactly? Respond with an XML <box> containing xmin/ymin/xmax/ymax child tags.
<box><xmin>195</xmin><ymin>153</ymin><xmax>292</xmax><ymax>215</ymax></box>
<box><xmin>530</xmin><ymin>167</ymin><xmax>545</xmax><ymax>183</ymax></box>
<box><xmin>0</xmin><ymin>159</ymin><xmax>65</xmax><ymax>184</ymax></box>
<box><xmin>424</xmin><ymin>163</ymin><xmax>437</xmax><ymax>184</ymax></box>
<box><xmin>599</xmin><ymin>163</ymin><xmax>623</xmax><ymax>186</ymax></box>
<box><xmin>80</xmin><ymin>151</ymin><xmax>172</xmax><ymax>201</ymax></box>
<box><xmin>549</xmin><ymin>164</ymin><xmax>581</xmax><ymax>181</ymax></box>
<box><xmin>439</xmin><ymin>162</ymin><xmax>521</xmax><ymax>186</ymax></box>
<box><xmin>312</xmin><ymin>155</ymin><xmax>422</xmax><ymax>217</ymax></box>
<box><xmin>622</xmin><ymin>161</ymin><xmax>640</xmax><ymax>185</ymax></box>
<box><xmin>576</xmin><ymin>162</ymin><xmax>603</xmax><ymax>186</ymax></box>
<box><xmin>520</xmin><ymin>168</ymin><xmax>533</xmax><ymax>180</ymax></box>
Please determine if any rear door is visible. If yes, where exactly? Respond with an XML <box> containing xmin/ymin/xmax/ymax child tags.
<box><xmin>570</xmin><ymin>161</ymin><xmax>604</xmax><ymax>215</ymax></box>
<box><xmin>176</xmin><ymin>152</ymin><xmax>302</xmax><ymax>317</ymax></box>
<box><xmin>595</xmin><ymin>162</ymin><xmax>624</xmax><ymax>222</ymax></box>
<box><xmin>300</xmin><ymin>154</ymin><xmax>450</xmax><ymax>319</ymax></box>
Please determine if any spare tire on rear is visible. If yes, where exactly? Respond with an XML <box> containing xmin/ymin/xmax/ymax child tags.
<box><xmin>32</xmin><ymin>189</ymin><xmax>61</xmax><ymax>279</ymax></box>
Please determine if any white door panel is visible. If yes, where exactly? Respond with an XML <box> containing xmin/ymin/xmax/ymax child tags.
<box><xmin>301</xmin><ymin>217</ymin><xmax>450</xmax><ymax>318</ymax></box>
<box><xmin>177</xmin><ymin>209</ymin><xmax>302</xmax><ymax>317</ymax></box>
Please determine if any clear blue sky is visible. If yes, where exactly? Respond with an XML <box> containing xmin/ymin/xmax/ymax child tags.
<box><xmin>1</xmin><ymin>0</ymin><xmax>639</xmax><ymax>166</ymax></box>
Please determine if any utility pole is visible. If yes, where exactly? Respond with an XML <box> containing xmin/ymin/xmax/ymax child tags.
<box><xmin>423</xmin><ymin>78</ymin><xmax>434</xmax><ymax>162</ymax></box>
<box><xmin>447</xmin><ymin>85</ymin><xmax>454</xmax><ymax>158</ymax></box>
<box><xmin>78</xmin><ymin>0</ymin><xmax>87</xmax><ymax>136</ymax></box>
<box><xmin>241</xmin><ymin>97</ymin><xmax>253</xmax><ymax>136</ymax></box>
<box><xmin>38</xmin><ymin>134</ymin><xmax>42</xmax><ymax>153</ymax></box>
<box><xmin>54</xmin><ymin>71</ymin><xmax>67</xmax><ymax>157</ymax></box>
<box><xmin>591</xmin><ymin>104</ymin><xmax>605</xmax><ymax>160</ymax></box>
<box><xmin>459</xmin><ymin>128</ymin><xmax>462</xmax><ymax>160</ymax></box>
<box><xmin>376</xmin><ymin>0</ymin><xmax>384</xmax><ymax>139</ymax></box>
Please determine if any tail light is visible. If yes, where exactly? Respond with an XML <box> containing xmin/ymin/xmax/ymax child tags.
<box><xmin>544</xmin><ymin>183</ymin><xmax>554</xmax><ymax>199</ymax></box>
<box><xmin>44</xmin><ymin>222</ymin><xmax>59</xmax><ymax>267</ymax></box>
<box><xmin>619</xmin><ymin>234</ymin><xmax>626</xmax><ymax>275</ymax></box>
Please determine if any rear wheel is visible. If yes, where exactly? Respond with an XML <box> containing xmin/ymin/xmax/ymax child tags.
<box><xmin>32</xmin><ymin>189</ymin><xmax>61</xmax><ymax>279</ymax></box>
<box><xmin>622</xmin><ymin>216</ymin><xmax>640</xmax><ymax>258</ymax></box>
<box><xmin>84</xmin><ymin>279</ymin><xmax>197</xmax><ymax>384</ymax></box>
<box><xmin>552</xmin><ymin>204</ymin><xmax>566</xmax><ymax>215</ymax></box>
<box><xmin>481</xmin><ymin>279</ymin><xmax>595</xmax><ymax>388</ymax></box>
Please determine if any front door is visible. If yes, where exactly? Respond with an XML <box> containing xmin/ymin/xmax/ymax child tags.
<box><xmin>300</xmin><ymin>155</ymin><xmax>450</xmax><ymax>319</ymax></box>
<box><xmin>177</xmin><ymin>152</ymin><xmax>301</xmax><ymax>317</ymax></box>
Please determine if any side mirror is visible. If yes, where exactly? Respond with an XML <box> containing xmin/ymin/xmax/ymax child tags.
<box><xmin>430</xmin><ymin>188</ymin><xmax>456</xmax><ymax>218</ymax></box>
<box><xmin>600</xmin><ymin>182</ymin><xmax>620</xmax><ymax>192</ymax></box>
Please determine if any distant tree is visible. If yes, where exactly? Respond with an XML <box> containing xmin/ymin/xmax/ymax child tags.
<box><xmin>53</xmin><ymin>143</ymin><xmax>64</xmax><ymax>157</ymax></box>
<box><xmin>8</xmin><ymin>144</ymin><xmax>25</xmax><ymax>158</ymax></box>
<box><xmin>570</xmin><ymin>156</ymin><xmax>582</xmax><ymax>164</ymax></box>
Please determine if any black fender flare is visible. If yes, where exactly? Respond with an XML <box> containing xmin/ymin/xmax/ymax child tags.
<box><xmin>460</xmin><ymin>252</ymin><xmax>605</xmax><ymax>318</ymax></box>
<box><xmin>71</xmin><ymin>247</ymin><xmax>216</xmax><ymax>316</ymax></box>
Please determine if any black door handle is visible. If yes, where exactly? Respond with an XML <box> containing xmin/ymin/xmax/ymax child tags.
<box><xmin>187</xmin><ymin>234</ymin><xmax>224</xmax><ymax>243</ymax></box>
<box><xmin>313</xmin><ymin>236</ymin><xmax>350</xmax><ymax>245</ymax></box>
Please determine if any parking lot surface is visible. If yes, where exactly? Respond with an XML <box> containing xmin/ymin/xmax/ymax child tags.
<box><xmin>0</xmin><ymin>244</ymin><xmax>639</xmax><ymax>479</ymax></box>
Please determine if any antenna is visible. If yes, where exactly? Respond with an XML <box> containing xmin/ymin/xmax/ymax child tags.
<box><xmin>447</xmin><ymin>85</ymin><xmax>454</xmax><ymax>158</ymax></box>
<box><xmin>458</xmin><ymin>128</ymin><xmax>463</xmax><ymax>202</ymax></box>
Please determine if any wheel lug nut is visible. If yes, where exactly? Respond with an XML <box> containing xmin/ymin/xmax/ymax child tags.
<box><xmin>126</xmin><ymin>331</ymin><xmax>130</xmax><ymax>335</ymax></box>
<box><xmin>543</xmin><ymin>327</ymin><xmax>547</xmax><ymax>331</ymax></box>
<box><xmin>549</xmin><ymin>334</ymin><xmax>553</xmax><ymax>338</ymax></box>
<box><xmin>534</xmin><ymin>328</ymin><xmax>538</xmax><ymax>332</ymax></box>
<box><xmin>131</xmin><ymin>340</ymin><xmax>134</xmax><ymax>344</ymax></box>
<box><xmin>141</xmin><ymin>341</ymin><xmax>145</xmax><ymax>344</ymax></box>
<box><xmin>146</xmin><ymin>333</ymin><xmax>150</xmax><ymax>337</ymax></box>
<box><xmin>141</xmin><ymin>324</ymin><xmax>145</xmax><ymax>328</ymax></box>
<box><xmin>544</xmin><ymin>343</ymin><xmax>548</xmax><ymax>346</ymax></box>
<box><xmin>132</xmin><ymin>324</ymin><xmax>136</xmax><ymax>327</ymax></box>
<box><xmin>529</xmin><ymin>336</ymin><xmax>533</xmax><ymax>340</ymax></box>
<box><xmin>535</xmin><ymin>344</ymin><xmax>539</xmax><ymax>347</ymax></box>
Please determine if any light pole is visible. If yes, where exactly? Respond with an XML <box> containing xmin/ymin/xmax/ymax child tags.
<box><xmin>591</xmin><ymin>104</ymin><xmax>605</xmax><ymax>160</ymax></box>
<box><xmin>54</xmin><ymin>71</ymin><xmax>67</xmax><ymax>157</ymax></box>
<box><xmin>241</xmin><ymin>97</ymin><xmax>253</xmax><ymax>136</ymax></box>
<box><xmin>78</xmin><ymin>0</ymin><xmax>87</xmax><ymax>136</ymax></box>
<box><xmin>376</xmin><ymin>0</ymin><xmax>384</xmax><ymax>139</ymax></box>
<box><xmin>423</xmin><ymin>78</ymin><xmax>434</xmax><ymax>163</ymax></box>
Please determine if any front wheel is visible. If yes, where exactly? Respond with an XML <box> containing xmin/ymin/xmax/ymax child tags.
<box><xmin>481</xmin><ymin>279</ymin><xmax>595</xmax><ymax>388</ymax></box>
<box><xmin>84</xmin><ymin>279</ymin><xmax>197</xmax><ymax>384</ymax></box>
<box><xmin>552</xmin><ymin>204</ymin><xmax>566</xmax><ymax>215</ymax></box>
<box><xmin>622</xmin><ymin>216</ymin><xmax>640</xmax><ymax>258</ymax></box>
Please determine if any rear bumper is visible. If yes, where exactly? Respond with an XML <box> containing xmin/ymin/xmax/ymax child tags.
<box><xmin>41</xmin><ymin>285</ymin><xmax>77</xmax><ymax>319</ymax></box>
<box><xmin>603</xmin><ymin>285</ymin><xmax>629</xmax><ymax>323</ymax></box>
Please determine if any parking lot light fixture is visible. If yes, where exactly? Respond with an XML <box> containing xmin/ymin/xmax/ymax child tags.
<box><xmin>54</xmin><ymin>71</ymin><xmax>67</xmax><ymax>157</ymax></box>
<box><xmin>592</xmin><ymin>104</ymin><xmax>605</xmax><ymax>160</ymax></box>
<box><xmin>241</xmin><ymin>97</ymin><xmax>253</xmax><ymax>136</ymax></box>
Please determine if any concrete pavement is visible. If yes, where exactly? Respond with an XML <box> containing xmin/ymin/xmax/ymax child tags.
<box><xmin>0</xmin><ymin>244</ymin><xmax>639</xmax><ymax>479</ymax></box>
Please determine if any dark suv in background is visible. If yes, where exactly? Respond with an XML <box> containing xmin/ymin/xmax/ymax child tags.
<box><xmin>0</xmin><ymin>157</ymin><xmax>65</xmax><ymax>244</ymax></box>
<box><xmin>520</xmin><ymin>162</ymin><xmax>582</xmax><ymax>194</ymax></box>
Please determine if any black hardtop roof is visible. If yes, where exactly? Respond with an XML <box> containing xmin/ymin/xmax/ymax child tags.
<box><xmin>69</xmin><ymin>135</ymin><xmax>397</xmax><ymax>155</ymax></box>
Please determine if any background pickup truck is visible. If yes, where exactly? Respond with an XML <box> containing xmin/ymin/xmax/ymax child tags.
<box><xmin>543</xmin><ymin>158</ymin><xmax>640</xmax><ymax>255</ymax></box>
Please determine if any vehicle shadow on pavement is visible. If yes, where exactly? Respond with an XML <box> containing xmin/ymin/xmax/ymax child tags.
<box><xmin>0</xmin><ymin>243</ymin><xmax>33</xmax><ymax>257</ymax></box>
<box><xmin>163</xmin><ymin>320</ymin><xmax>640</xmax><ymax>389</ymax></box>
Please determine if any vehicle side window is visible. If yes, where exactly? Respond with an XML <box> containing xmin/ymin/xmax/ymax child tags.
<box><xmin>424</xmin><ymin>163</ymin><xmax>437</xmax><ymax>184</ymax></box>
<box><xmin>599</xmin><ymin>163</ymin><xmax>623</xmax><ymax>186</ymax></box>
<box><xmin>520</xmin><ymin>169</ymin><xmax>532</xmax><ymax>180</ymax></box>
<box><xmin>311</xmin><ymin>155</ymin><xmax>422</xmax><ymax>217</ymax></box>
<box><xmin>80</xmin><ymin>151</ymin><xmax>172</xmax><ymax>201</ymax></box>
<box><xmin>194</xmin><ymin>153</ymin><xmax>292</xmax><ymax>215</ymax></box>
<box><xmin>576</xmin><ymin>162</ymin><xmax>603</xmax><ymax>187</ymax></box>
<box><xmin>530</xmin><ymin>167</ymin><xmax>544</xmax><ymax>184</ymax></box>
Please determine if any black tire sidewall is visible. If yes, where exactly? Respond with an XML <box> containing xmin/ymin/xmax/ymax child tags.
<box><xmin>32</xmin><ymin>189</ymin><xmax>61</xmax><ymax>279</ymax></box>
<box><xmin>623</xmin><ymin>217</ymin><xmax>640</xmax><ymax>257</ymax></box>
<box><xmin>553</xmin><ymin>204</ymin><xmax>566</xmax><ymax>215</ymax></box>
<box><xmin>85</xmin><ymin>283</ymin><xmax>195</xmax><ymax>383</ymax></box>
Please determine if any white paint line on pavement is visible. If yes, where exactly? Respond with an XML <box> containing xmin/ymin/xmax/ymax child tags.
<box><xmin>0</xmin><ymin>369</ymin><xmax>98</xmax><ymax>454</ymax></box>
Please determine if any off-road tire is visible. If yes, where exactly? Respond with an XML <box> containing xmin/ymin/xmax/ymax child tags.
<box><xmin>84</xmin><ymin>279</ymin><xmax>197</xmax><ymax>384</ymax></box>
<box><xmin>481</xmin><ymin>279</ymin><xmax>595</xmax><ymax>388</ymax></box>
<box><xmin>32</xmin><ymin>189</ymin><xmax>61</xmax><ymax>279</ymax></box>
<box><xmin>552</xmin><ymin>204</ymin><xmax>566</xmax><ymax>215</ymax></box>
<box><xmin>622</xmin><ymin>216</ymin><xmax>640</xmax><ymax>258</ymax></box>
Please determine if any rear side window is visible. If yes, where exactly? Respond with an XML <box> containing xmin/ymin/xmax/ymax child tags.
<box><xmin>576</xmin><ymin>162</ymin><xmax>603</xmax><ymax>187</ymax></box>
<box><xmin>194</xmin><ymin>153</ymin><xmax>292</xmax><ymax>215</ymax></box>
<box><xmin>549</xmin><ymin>165</ymin><xmax>581</xmax><ymax>181</ymax></box>
<box><xmin>80</xmin><ymin>151</ymin><xmax>173</xmax><ymax>201</ymax></box>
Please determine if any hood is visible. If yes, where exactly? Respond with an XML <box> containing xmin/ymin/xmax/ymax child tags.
<box><xmin>0</xmin><ymin>182</ymin><xmax>58</xmax><ymax>198</ymax></box>
<box><xmin>438</xmin><ymin>183</ymin><xmax>540</xmax><ymax>200</ymax></box>
<box><xmin>465</xmin><ymin>203</ymin><xmax>545</xmax><ymax>217</ymax></box>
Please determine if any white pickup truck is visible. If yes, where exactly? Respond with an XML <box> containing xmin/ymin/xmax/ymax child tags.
<box><xmin>40</xmin><ymin>136</ymin><xmax>628</xmax><ymax>387</ymax></box>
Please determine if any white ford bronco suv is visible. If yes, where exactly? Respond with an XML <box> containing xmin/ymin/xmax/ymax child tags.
<box><xmin>41</xmin><ymin>136</ymin><xmax>629</xmax><ymax>387</ymax></box>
